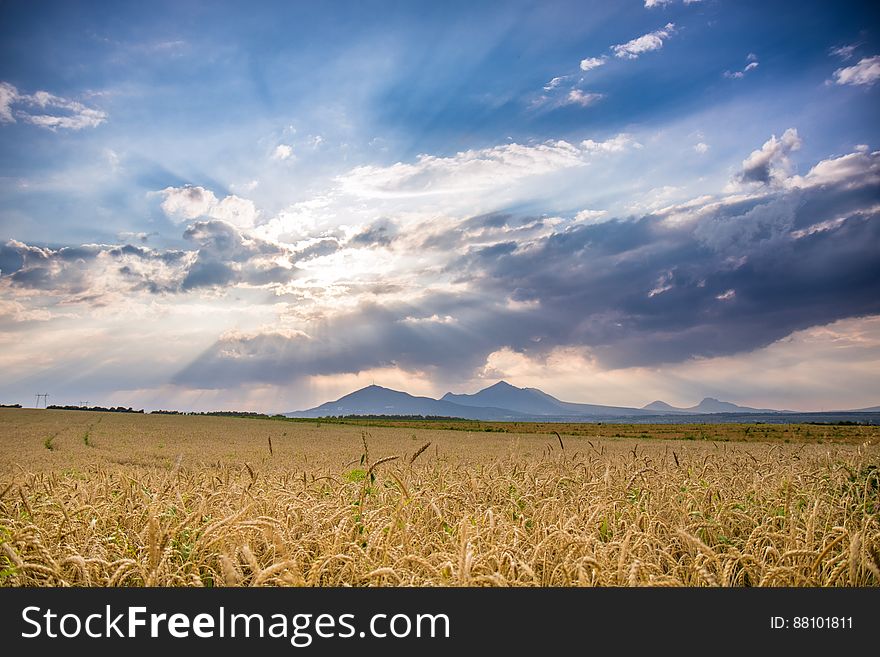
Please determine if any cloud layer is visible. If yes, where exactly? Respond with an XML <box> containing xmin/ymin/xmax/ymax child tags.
<box><xmin>339</xmin><ymin>140</ymin><xmax>589</xmax><ymax>198</ymax></box>
<box><xmin>155</xmin><ymin>137</ymin><xmax>880</xmax><ymax>390</ymax></box>
<box><xmin>832</xmin><ymin>55</ymin><xmax>880</xmax><ymax>86</ymax></box>
<box><xmin>612</xmin><ymin>23</ymin><xmax>676</xmax><ymax>60</ymax></box>
<box><xmin>5</xmin><ymin>135</ymin><xmax>878</xmax><ymax>396</ymax></box>
<box><xmin>159</xmin><ymin>186</ymin><xmax>259</xmax><ymax>228</ymax></box>
<box><xmin>0</xmin><ymin>82</ymin><xmax>107</xmax><ymax>130</ymax></box>
<box><xmin>0</xmin><ymin>219</ymin><xmax>296</xmax><ymax>298</ymax></box>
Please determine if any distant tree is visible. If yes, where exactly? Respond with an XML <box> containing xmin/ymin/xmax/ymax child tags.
<box><xmin>47</xmin><ymin>405</ymin><xmax>144</xmax><ymax>414</ymax></box>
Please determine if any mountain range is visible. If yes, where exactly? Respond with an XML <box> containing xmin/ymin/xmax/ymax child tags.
<box><xmin>641</xmin><ymin>398</ymin><xmax>778</xmax><ymax>414</ymax></box>
<box><xmin>285</xmin><ymin>381</ymin><xmax>876</xmax><ymax>421</ymax></box>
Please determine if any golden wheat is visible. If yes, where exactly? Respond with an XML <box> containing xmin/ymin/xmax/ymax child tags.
<box><xmin>0</xmin><ymin>408</ymin><xmax>877</xmax><ymax>587</ymax></box>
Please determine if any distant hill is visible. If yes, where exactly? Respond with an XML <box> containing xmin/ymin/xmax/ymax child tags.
<box><xmin>848</xmin><ymin>404</ymin><xmax>880</xmax><ymax>412</ymax></box>
<box><xmin>643</xmin><ymin>400</ymin><xmax>689</xmax><ymax>413</ymax></box>
<box><xmin>642</xmin><ymin>397</ymin><xmax>779</xmax><ymax>414</ymax></box>
<box><xmin>285</xmin><ymin>385</ymin><xmax>529</xmax><ymax>421</ymax></box>
<box><xmin>442</xmin><ymin>381</ymin><xmax>657</xmax><ymax>417</ymax></box>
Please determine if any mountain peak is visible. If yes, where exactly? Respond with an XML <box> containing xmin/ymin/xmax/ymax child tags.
<box><xmin>352</xmin><ymin>383</ymin><xmax>392</xmax><ymax>393</ymax></box>
<box><xmin>643</xmin><ymin>400</ymin><xmax>677</xmax><ymax>411</ymax></box>
<box><xmin>485</xmin><ymin>380</ymin><xmax>517</xmax><ymax>390</ymax></box>
<box><xmin>692</xmin><ymin>397</ymin><xmax>757</xmax><ymax>413</ymax></box>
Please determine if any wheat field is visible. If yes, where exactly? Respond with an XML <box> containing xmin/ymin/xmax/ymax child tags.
<box><xmin>1</xmin><ymin>409</ymin><xmax>878</xmax><ymax>586</ymax></box>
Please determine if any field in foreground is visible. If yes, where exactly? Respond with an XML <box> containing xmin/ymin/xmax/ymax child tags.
<box><xmin>1</xmin><ymin>409</ymin><xmax>878</xmax><ymax>586</ymax></box>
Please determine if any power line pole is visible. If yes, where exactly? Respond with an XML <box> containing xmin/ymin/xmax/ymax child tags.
<box><xmin>35</xmin><ymin>393</ymin><xmax>49</xmax><ymax>408</ymax></box>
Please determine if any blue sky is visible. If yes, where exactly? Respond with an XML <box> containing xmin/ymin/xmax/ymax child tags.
<box><xmin>1</xmin><ymin>0</ymin><xmax>879</xmax><ymax>411</ymax></box>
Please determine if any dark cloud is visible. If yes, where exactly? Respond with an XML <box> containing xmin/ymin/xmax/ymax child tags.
<box><xmin>461</xmin><ymin>212</ymin><xmax>513</xmax><ymax>231</ymax></box>
<box><xmin>738</xmin><ymin>128</ymin><xmax>801</xmax><ymax>185</ymax></box>
<box><xmin>349</xmin><ymin>218</ymin><xmax>397</xmax><ymax>247</ymax></box>
<box><xmin>3</xmin><ymin>239</ymin><xmax>96</xmax><ymax>294</ymax></box>
<box><xmin>294</xmin><ymin>238</ymin><xmax>341</xmax><ymax>261</ymax></box>
<box><xmin>181</xmin><ymin>259</ymin><xmax>236</xmax><ymax>290</ymax></box>
<box><xmin>55</xmin><ymin>245</ymin><xmax>103</xmax><ymax>262</ymax></box>
<box><xmin>181</xmin><ymin>220</ymin><xmax>296</xmax><ymax>290</ymax></box>
<box><xmin>474</xmin><ymin>241</ymin><xmax>517</xmax><ymax>259</ymax></box>
<box><xmin>420</xmin><ymin>229</ymin><xmax>462</xmax><ymax>251</ymax></box>
<box><xmin>172</xmin><ymin>296</ymin><xmax>536</xmax><ymax>388</ymax></box>
<box><xmin>0</xmin><ymin>243</ymin><xmax>25</xmax><ymax>275</ymax></box>
<box><xmin>421</xmin><ymin>213</ymin><xmax>549</xmax><ymax>251</ymax></box>
<box><xmin>9</xmin><ymin>266</ymin><xmax>55</xmax><ymax>289</ymax></box>
<box><xmin>107</xmin><ymin>244</ymin><xmax>187</xmax><ymax>264</ymax></box>
<box><xmin>1</xmin><ymin>220</ymin><xmax>297</xmax><ymax>296</ymax></box>
<box><xmin>450</xmin><ymin>185</ymin><xmax>879</xmax><ymax>369</ymax></box>
<box><xmin>183</xmin><ymin>220</ymin><xmax>279</xmax><ymax>261</ymax></box>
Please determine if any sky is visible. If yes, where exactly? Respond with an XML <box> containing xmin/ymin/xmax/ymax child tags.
<box><xmin>1</xmin><ymin>0</ymin><xmax>879</xmax><ymax>413</ymax></box>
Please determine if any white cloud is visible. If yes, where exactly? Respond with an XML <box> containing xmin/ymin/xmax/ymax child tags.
<box><xmin>158</xmin><ymin>185</ymin><xmax>258</xmax><ymax>228</ymax></box>
<box><xmin>211</xmin><ymin>196</ymin><xmax>259</xmax><ymax>229</ymax></box>
<box><xmin>787</xmin><ymin>149</ymin><xmax>880</xmax><ymax>190</ymax></box>
<box><xmin>400</xmin><ymin>314</ymin><xmax>457</xmax><ymax>325</ymax></box>
<box><xmin>0</xmin><ymin>81</ymin><xmax>107</xmax><ymax>130</ymax></box>
<box><xmin>829</xmin><ymin>44</ymin><xmax>859</xmax><ymax>61</ymax></box>
<box><xmin>0</xmin><ymin>82</ymin><xmax>16</xmax><ymax>123</ymax></box>
<box><xmin>543</xmin><ymin>76</ymin><xmax>566</xmax><ymax>91</ymax></box>
<box><xmin>628</xmin><ymin>184</ymin><xmax>684</xmax><ymax>213</ymax></box>
<box><xmin>117</xmin><ymin>231</ymin><xmax>153</xmax><ymax>243</ymax></box>
<box><xmin>573</xmin><ymin>209</ymin><xmax>607</xmax><ymax>224</ymax></box>
<box><xmin>646</xmin><ymin>0</ymin><xmax>701</xmax><ymax>5</ymax></box>
<box><xmin>532</xmin><ymin>87</ymin><xmax>604</xmax><ymax>110</ymax></box>
<box><xmin>160</xmin><ymin>185</ymin><xmax>218</xmax><ymax>221</ymax></box>
<box><xmin>333</xmin><ymin>135</ymin><xmax>640</xmax><ymax>223</ymax></box>
<box><xmin>833</xmin><ymin>55</ymin><xmax>880</xmax><ymax>87</ymax></box>
<box><xmin>790</xmin><ymin>217</ymin><xmax>848</xmax><ymax>240</ymax></box>
<box><xmin>694</xmin><ymin>142</ymin><xmax>709</xmax><ymax>154</ymax></box>
<box><xmin>738</xmin><ymin>128</ymin><xmax>802</xmax><ymax>185</ymax></box>
<box><xmin>581</xmin><ymin>133</ymin><xmax>642</xmax><ymax>153</ymax></box>
<box><xmin>725</xmin><ymin>54</ymin><xmax>759</xmax><ymax>79</ymax></box>
<box><xmin>0</xmin><ymin>299</ymin><xmax>56</xmax><ymax>322</ymax></box>
<box><xmin>339</xmin><ymin>140</ymin><xmax>588</xmax><ymax>198</ymax></box>
<box><xmin>103</xmin><ymin>148</ymin><xmax>121</xmax><ymax>172</ymax></box>
<box><xmin>49</xmin><ymin>110</ymin><xmax>103</xmax><ymax>130</ymax></box>
<box><xmin>648</xmin><ymin>271</ymin><xmax>673</xmax><ymax>297</ymax></box>
<box><xmin>579</xmin><ymin>57</ymin><xmax>606</xmax><ymax>72</ymax></box>
<box><xmin>272</xmin><ymin>144</ymin><xmax>294</xmax><ymax>160</ymax></box>
<box><xmin>234</xmin><ymin>179</ymin><xmax>260</xmax><ymax>192</ymax></box>
<box><xmin>254</xmin><ymin>196</ymin><xmax>337</xmax><ymax>243</ymax></box>
<box><xmin>612</xmin><ymin>23</ymin><xmax>676</xmax><ymax>59</ymax></box>
<box><xmin>565</xmin><ymin>89</ymin><xmax>604</xmax><ymax>107</ymax></box>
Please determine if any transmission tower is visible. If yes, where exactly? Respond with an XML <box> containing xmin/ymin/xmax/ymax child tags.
<box><xmin>35</xmin><ymin>393</ymin><xmax>49</xmax><ymax>408</ymax></box>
